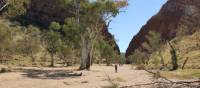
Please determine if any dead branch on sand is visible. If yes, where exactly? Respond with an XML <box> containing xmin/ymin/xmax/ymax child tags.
<box><xmin>120</xmin><ymin>69</ymin><xmax>200</xmax><ymax>88</ymax></box>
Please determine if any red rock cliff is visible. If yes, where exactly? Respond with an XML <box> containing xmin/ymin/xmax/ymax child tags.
<box><xmin>126</xmin><ymin>0</ymin><xmax>200</xmax><ymax>58</ymax></box>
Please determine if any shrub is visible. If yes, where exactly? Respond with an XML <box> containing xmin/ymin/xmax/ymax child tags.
<box><xmin>135</xmin><ymin>65</ymin><xmax>145</xmax><ymax>70</ymax></box>
<box><xmin>0</xmin><ymin>68</ymin><xmax>11</xmax><ymax>73</ymax></box>
<box><xmin>0</xmin><ymin>68</ymin><xmax>6</xmax><ymax>73</ymax></box>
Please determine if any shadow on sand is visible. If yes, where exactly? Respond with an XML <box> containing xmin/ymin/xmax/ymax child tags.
<box><xmin>22</xmin><ymin>69</ymin><xmax>82</xmax><ymax>80</ymax></box>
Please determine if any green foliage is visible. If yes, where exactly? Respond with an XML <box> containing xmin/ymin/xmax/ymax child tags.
<box><xmin>59</xmin><ymin>45</ymin><xmax>72</xmax><ymax>57</ymax></box>
<box><xmin>143</xmin><ymin>31</ymin><xmax>162</xmax><ymax>53</ymax></box>
<box><xmin>62</xmin><ymin>18</ymin><xmax>81</xmax><ymax>46</ymax></box>
<box><xmin>97</xmin><ymin>40</ymin><xmax>119</xmax><ymax>65</ymax></box>
<box><xmin>73</xmin><ymin>0</ymin><xmax>127</xmax><ymax>69</ymax></box>
<box><xmin>128</xmin><ymin>49</ymin><xmax>148</xmax><ymax>65</ymax></box>
<box><xmin>0</xmin><ymin>22</ymin><xmax>12</xmax><ymax>63</ymax></box>
<box><xmin>148</xmin><ymin>53</ymin><xmax>162</xmax><ymax>68</ymax></box>
<box><xmin>168</xmin><ymin>41</ymin><xmax>178</xmax><ymax>71</ymax></box>
<box><xmin>61</xmin><ymin>0</ymin><xmax>73</xmax><ymax>6</ymax></box>
<box><xmin>146</xmin><ymin>31</ymin><xmax>200</xmax><ymax>70</ymax></box>
<box><xmin>49</xmin><ymin>22</ymin><xmax>61</xmax><ymax>31</ymax></box>
<box><xmin>43</xmin><ymin>30</ymin><xmax>61</xmax><ymax>66</ymax></box>
<box><xmin>142</xmin><ymin>31</ymin><xmax>165</xmax><ymax>69</ymax></box>
<box><xmin>0</xmin><ymin>24</ymin><xmax>11</xmax><ymax>50</ymax></box>
<box><xmin>84</xmin><ymin>1</ymin><xmax>118</xmax><ymax>16</ymax></box>
<box><xmin>3</xmin><ymin>0</ymin><xmax>30</xmax><ymax>18</ymax></box>
<box><xmin>119</xmin><ymin>53</ymin><xmax>126</xmax><ymax>65</ymax></box>
<box><xmin>43</xmin><ymin>31</ymin><xmax>61</xmax><ymax>55</ymax></box>
<box><xmin>0</xmin><ymin>0</ymin><xmax>127</xmax><ymax>67</ymax></box>
<box><xmin>58</xmin><ymin>44</ymin><xmax>74</xmax><ymax>66</ymax></box>
<box><xmin>16</xmin><ymin>25</ymin><xmax>41</xmax><ymax>63</ymax></box>
<box><xmin>128</xmin><ymin>31</ymin><xmax>164</xmax><ymax>68</ymax></box>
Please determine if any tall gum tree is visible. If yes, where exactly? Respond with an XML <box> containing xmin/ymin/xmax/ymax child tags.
<box><xmin>72</xmin><ymin>0</ymin><xmax>128</xmax><ymax>70</ymax></box>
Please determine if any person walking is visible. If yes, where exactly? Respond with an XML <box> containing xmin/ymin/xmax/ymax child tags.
<box><xmin>115</xmin><ymin>64</ymin><xmax>118</xmax><ymax>73</ymax></box>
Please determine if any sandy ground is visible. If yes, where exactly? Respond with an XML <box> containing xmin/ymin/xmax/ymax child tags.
<box><xmin>0</xmin><ymin>65</ymin><xmax>154</xmax><ymax>88</ymax></box>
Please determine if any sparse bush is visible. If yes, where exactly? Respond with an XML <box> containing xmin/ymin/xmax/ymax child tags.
<box><xmin>0</xmin><ymin>67</ymin><xmax>12</xmax><ymax>73</ymax></box>
<box><xmin>0</xmin><ymin>68</ymin><xmax>6</xmax><ymax>73</ymax></box>
<box><xmin>128</xmin><ymin>49</ymin><xmax>149</xmax><ymax>65</ymax></box>
<box><xmin>135</xmin><ymin>65</ymin><xmax>145</xmax><ymax>70</ymax></box>
<box><xmin>103</xmin><ymin>74</ymin><xmax>119</xmax><ymax>88</ymax></box>
<box><xmin>114</xmin><ymin>77</ymin><xmax>126</xmax><ymax>82</ymax></box>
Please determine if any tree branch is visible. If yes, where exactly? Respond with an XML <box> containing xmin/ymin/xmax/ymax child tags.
<box><xmin>120</xmin><ymin>69</ymin><xmax>200</xmax><ymax>88</ymax></box>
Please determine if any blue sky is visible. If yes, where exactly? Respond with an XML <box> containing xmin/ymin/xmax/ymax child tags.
<box><xmin>108</xmin><ymin>0</ymin><xmax>167</xmax><ymax>53</ymax></box>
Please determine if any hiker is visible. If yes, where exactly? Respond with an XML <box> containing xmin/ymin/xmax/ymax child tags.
<box><xmin>115</xmin><ymin>64</ymin><xmax>118</xmax><ymax>73</ymax></box>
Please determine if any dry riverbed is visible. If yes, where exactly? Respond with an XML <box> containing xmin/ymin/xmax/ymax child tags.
<box><xmin>0</xmin><ymin>65</ymin><xmax>199</xmax><ymax>88</ymax></box>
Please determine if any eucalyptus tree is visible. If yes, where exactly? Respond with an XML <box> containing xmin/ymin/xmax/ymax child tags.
<box><xmin>58</xmin><ymin>44</ymin><xmax>73</xmax><ymax>66</ymax></box>
<box><xmin>79</xmin><ymin>0</ymin><xmax>127</xmax><ymax>70</ymax></box>
<box><xmin>42</xmin><ymin>22</ymin><xmax>62</xmax><ymax>67</ymax></box>
<box><xmin>167</xmin><ymin>41</ymin><xmax>178</xmax><ymax>71</ymax></box>
<box><xmin>60</xmin><ymin>0</ymin><xmax>127</xmax><ymax>70</ymax></box>
<box><xmin>0</xmin><ymin>23</ymin><xmax>11</xmax><ymax>63</ymax></box>
<box><xmin>18</xmin><ymin>25</ymin><xmax>41</xmax><ymax>63</ymax></box>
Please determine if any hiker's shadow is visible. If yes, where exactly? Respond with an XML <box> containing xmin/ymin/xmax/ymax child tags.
<box><xmin>22</xmin><ymin>69</ymin><xmax>82</xmax><ymax>80</ymax></box>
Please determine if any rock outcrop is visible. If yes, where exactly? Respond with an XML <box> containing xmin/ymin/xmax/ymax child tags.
<box><xmin>126</xmin><ymin>0</ymin><xmax>200</xmax><ymax>58</ymax></box>
<box><xmin>26</xmin><ymin>0</ymin><xmax>120</xmax><ymax>53</ymax></box>
<box><xmin>101</xmin><ymin>26</ymin><xmax>120</xmax><ymax>54</ymax></box>
<box><xmin>26</xmin><ymin>0</ymin><xmax>73</xmax><ymax>26</ymax></box>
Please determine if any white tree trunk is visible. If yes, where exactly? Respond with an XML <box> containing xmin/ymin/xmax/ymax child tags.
<box><xmin>80</xmin><ymin>36</ymin><xmax>89</xmax><ymax>70</ymax></box>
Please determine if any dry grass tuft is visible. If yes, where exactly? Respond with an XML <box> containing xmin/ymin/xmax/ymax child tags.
<box><xmin>114</xmin><ymin>77</ymin><xmax>126</xmax><ymax>82</ymax></box>
<box><xmin>160</xmin><ymin>69</ymin><xmax>200</xmax><ymax>79</ymax></box>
